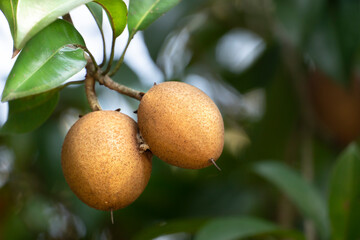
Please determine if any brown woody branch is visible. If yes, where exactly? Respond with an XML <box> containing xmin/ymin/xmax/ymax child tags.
<box><xmin>98</xmin><ymin>75</ymin><xmax>144</xmax><ymax>101</ymax></box>
<box><xmin>85</xmin><ymin>74</ymin><xmax>101</xmax><ymax>111</ymax></box>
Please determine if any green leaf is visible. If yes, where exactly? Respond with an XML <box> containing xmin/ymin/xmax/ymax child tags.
<box><xmin>273</xmin><ymin>0</ymin><xmax>325</xmax><ymax>47</ymax></box>
<box><xmin>0</xmin><ymin>0</ymin><xmax>18</xmax><ymax>38</ymax></box>
<box><xmin>1</xmin><ymin>19</ymin><xmax>86</xmax><ymax>102</ymax></box>
<box><xmin>243</xmin><ymin>71</ymin><xmax>299</xmax><ymax>162</ymax></box>
<box><xmin>329</xmin><ymin>144</ymin><xmax>360</xmax><ymax>240</ymax></box>
<box><xmin>128</xmin><ymin>0</ymin><xmax>181</xmax><ymax>36</ymax></box>
<box><xmin>253</xmin><ymin>161</ymin><xmax>329</xmax><ymax>239</ymax></box>
<box><xmin>306</xmin><ymin>13</ymin><xmax>346</xmax><ymax>85</ymax></box>
<box><xmin>95</xmin><ymin>0</ymin><xmax>127</xmax><ymax>38</ymax></box>
<box><xmin>194</xmin><ymin>217</ymin><xmax>305</xmax><ymax>240</ymax></box>
<box><xmin>133</xmin><ymin>218</ymin><xmax>208</xmax><ymax>240</ymax></box>
<box><xmin>0</xmin><ymin>0</ymin><xmax>93</xmax><ymax>49</ymax></box>
<box><xmin>86</xmin><ymin>2</ymin><xmax>103</xmax><ymax>30</ymax></box>
<box><xmin>0</xmin><ymin>91</ymin><xmax>59</xmax><ymax>134</ymax></box>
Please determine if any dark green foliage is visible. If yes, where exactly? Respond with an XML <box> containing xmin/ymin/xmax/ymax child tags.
<box><xmin>1</xmin><ymin>0</ymin><xmax>360</xmax><ymax>239</ymax></box>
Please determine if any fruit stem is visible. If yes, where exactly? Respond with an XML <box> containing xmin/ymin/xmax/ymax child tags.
<box><xmin>137</xmin><ymin>132</ymin><xmax>151</xmax><ymax>153</ymax></box>
<box><xmin>98</xmin><ymin>74</ymin><xmax>145</xmax><ymax>101</ymax></box>
<box><xmin>209</xmin><ymin>158</ymin><xmax>221</xmax><ymax>171</ymax></box>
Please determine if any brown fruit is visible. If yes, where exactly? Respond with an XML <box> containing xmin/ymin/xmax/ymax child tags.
<box><xmin>137</xmin><ymin>81</ymin><xmax>224</xmax><ymax>169</ymax></box>
<box><xmin>308</xmin><ymin>70</ymin><xmax>360</xmax><ymax>145</ymax></box>
<box><xmin>61</xmin><ymin>111</ymin><xmax>152</xmax><ymax>211</ymax></box>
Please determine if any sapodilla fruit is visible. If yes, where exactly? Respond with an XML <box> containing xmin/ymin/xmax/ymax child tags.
<box><xmin>61</xmin><ymin>111</ymin><xmax>152</xmax><ymax>211</ymax></box>
<box><xmin>308</xmin><ymin>70</ymin><xmax>360</xmax><ymax>145</ymax></box>
<box><xmin>137</xmin><ymin>81</ymin><xmax>224</xmax><ymax>169</ymax></box>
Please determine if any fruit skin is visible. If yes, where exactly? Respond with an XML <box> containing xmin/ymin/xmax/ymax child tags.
<box><xmin>61</xmin><ymin>111</ymin><xmax>152</xmax><ymax>211</ymax></box>
<box><xmin>137</xmin><ymin>81</ymin><xmax>224</xmax><ymax>169</ymax></box>
<box><xmin>308</xmin><ymin>71</ymin><xmax>360</xmax><ymax>145</ymax></box>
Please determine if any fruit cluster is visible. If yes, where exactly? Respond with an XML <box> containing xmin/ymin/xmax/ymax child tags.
<box><xmin>61</xmin><ymin>81</ymin><xmax>224</xmax><ymax>211</ymax></box>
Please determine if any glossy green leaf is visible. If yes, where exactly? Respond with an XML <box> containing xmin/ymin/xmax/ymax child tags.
<box><xmin>329</xmin><ymin>144</ymin><xmax>360</xmax><ymax>240</ymax></box>
<box><xmin>254</xmin><ymin>161</ymin><xmax>329</xmax><ymax>239</ymax></box>
<box><xmin>128</xmin><ymin>0</ymin><xmax>181</xmax><ymax>36</ymax></box>
<box><xmin>2</xmin><ymin>19</ymin><xmax>86</xmax><ymax>102</ymax></box>
<box><xmin>0</xmin><ymin>91</ymin><xmax>59</xmax><ymax>134</ymax></box>
<box><xmin>133</xmin><ymin>218</ymin><xmax>208</xmax><ymax>240</ymax></box>
<box><xmin>0</xmin><ymin>0</ymin><xmax>18</xmax><ymax>38</ymax></box>
<box><xmin>86</xmin><ymin>2</ymin><xmax>103</xmax><ymax>30</ymax></box>
<box><xmin>0</xmin><ymin>0</ymin><xmax>93</xmax><ymax>49</ymax></box>
<box><xmin>195</xmin><ymin>217</ymin><xmax>305</xmax><ymax>240</ymax></box>
<box><xmin>95</xmin><ymin>0</ymin><xmax>127</xmax><ymax>38</ymax></box>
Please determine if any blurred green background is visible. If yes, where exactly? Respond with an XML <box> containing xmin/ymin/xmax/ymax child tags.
<box><xmin>1</xmin><ymin>0</ymin><xmax>360</xmax><ymax>239</ymax></box>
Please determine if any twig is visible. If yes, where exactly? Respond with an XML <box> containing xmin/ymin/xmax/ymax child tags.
<box><xmin>277</xmin><ymin>128</ymin><xmax>298</xmax><ymax>229</ymax></box>
<box><xmin>109</xmin><ymin>36</ymin><xmax>132</xmax><ymax>77</ymax></box>
<box><xmin>56</xmin><ymin>79</ymin><xmax>85</xmax><ymax>91</ymax></box>
<box><xmin>274</xmin><ymin>24</ymin><xmax>317</xmax><ymax>240</ymax></box>
<box><xmin>99</xmin><ymin>29</ymin><xmax>107</xmax><ymax>68</ymax></box>
<box><xmin>83</xmin><ymin>49</ymin><xmax>144</xmax><ymax>113</ymax></box>
<box><xmin>98</xmin><ymin>75</ymin><xmax>144</xmax><ymax>101</ymax></box>
<box><xmin>85</xmin><ymin>74</ymin><xmax>101</xmax><ymax>111</ymax></box>
<box><xmin>301</xmin><ymin>126</ymin><xmax>315</xmax><ymax>240</ymax></box>
<box><xmin>85</xmin><ymin>5</ymin><xmax>107</xmax><ymax>68</ymax></box>
<box><xmin>74</xmin><ymin>45</ymin><xmax>99</xmax><ymax>72</ymax></box>
<box><xmin>103</xmin><ymin>35</ymin><xmax>116</xmax><ymax>75</ymax></box>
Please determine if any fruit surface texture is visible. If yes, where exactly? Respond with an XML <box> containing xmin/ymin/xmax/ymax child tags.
<box><xmin>138</xmin><ymin>81</ymin><xmax>224</xmax><ymax>169</ymax></box>
<box><xmin>61</xmin><ymin>111</ymin><xmax>152</xmax><ymax>211</ymax></box>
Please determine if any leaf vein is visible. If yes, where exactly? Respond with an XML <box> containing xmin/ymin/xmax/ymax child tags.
<box><xmin>10</xmin><ymin>46</ymin><xmax>80</xmax><ymax>94</ymax></box>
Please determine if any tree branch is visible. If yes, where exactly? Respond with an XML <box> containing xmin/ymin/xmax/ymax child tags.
<box><xmin>83</xmin><ymin>53</ymin><xmax>144</xmax><ymax>112</ymax></box>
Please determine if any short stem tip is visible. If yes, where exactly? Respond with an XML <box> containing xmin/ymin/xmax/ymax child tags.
<box><xmin>209</xmin><ymin>158</ymin><xmax>221</xmax><ymax>171</ymax></box>
<box><xmin>110</xmin><ymin>209</ymin><xmax>114</xmax><ymax>224</ymax></box>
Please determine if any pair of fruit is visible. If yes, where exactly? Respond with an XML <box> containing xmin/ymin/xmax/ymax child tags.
<box><xmin>61</xmin><ymin>81</ymin><xmax>224</xmax><ymax>211</ymax></box>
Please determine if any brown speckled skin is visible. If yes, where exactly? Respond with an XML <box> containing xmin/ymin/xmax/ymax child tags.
<box><xmin>61</xmin><ymin>111</ymin><xmax>152</xmax><ymax>211</ymax></box>
<box><xmin>138</xmin><ymin>81</ymin><xmax>224</xmax><ymax>169</ymax></box>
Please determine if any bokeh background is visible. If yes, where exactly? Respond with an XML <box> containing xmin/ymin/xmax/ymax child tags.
<box><xmin>1</xmin><ymin>0</ymin><xmax>360</xmax><ymax>239</ymax></box>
